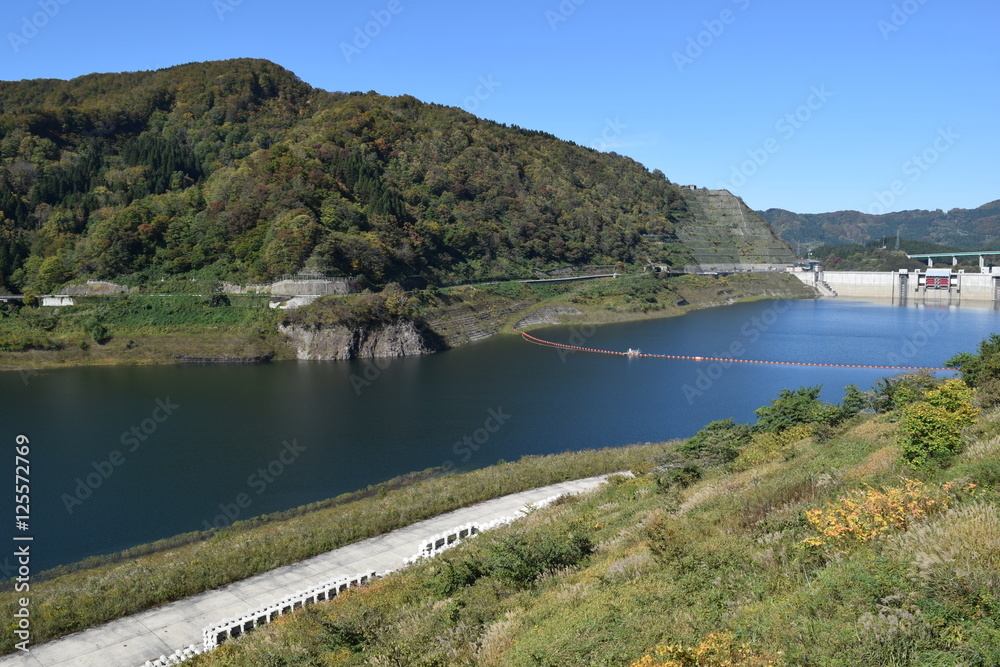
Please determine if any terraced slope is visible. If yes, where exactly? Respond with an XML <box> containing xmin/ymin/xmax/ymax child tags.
<box><xmin>676</xmin><ymin>188</ymin><xmax>797</xmax><ymax>269</ymax></box>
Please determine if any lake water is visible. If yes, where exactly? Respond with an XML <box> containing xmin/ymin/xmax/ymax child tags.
<box><xmin>2</xmin><ymin>298</ymin><xmax>998</xmax><ymax>572</ymax></box>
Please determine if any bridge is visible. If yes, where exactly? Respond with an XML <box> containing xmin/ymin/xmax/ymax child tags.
<box><xmin>906</xmin><ymin>251</ymin><xmax>1000</xmax><ymax>269</ymax></box>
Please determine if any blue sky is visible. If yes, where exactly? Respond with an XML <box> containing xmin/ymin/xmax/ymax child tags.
<box><xmin>2</xmin><ymin>0</ymin><xmax>997</xmax><ymax>214</ymax></box>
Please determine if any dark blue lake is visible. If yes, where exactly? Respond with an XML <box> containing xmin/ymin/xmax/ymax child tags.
<box><xmin>2</xmin><ymin>298</ymin><xmax>997</xmax><ymax>571</ymax></box>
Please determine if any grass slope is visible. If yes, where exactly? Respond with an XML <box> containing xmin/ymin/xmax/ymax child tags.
<box><xmin>182</xmin><ymin>384</ymin><xmax>1000</xmax><ymax>666</ymax></box>
<box><xmin>0</xmin><ymin>444</ymin><xmax>670</xmax><ymax>655</ymax></box>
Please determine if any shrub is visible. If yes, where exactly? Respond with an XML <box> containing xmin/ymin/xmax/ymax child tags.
<box><xmin>0</xmin><ymin>330</ymin><xmax>59</xmax><ymax>351</ymax></box>
<box><xmin>753</xmin><ymin>386</ymin><xmax>836</xmax><ymax>433</ymax></box>
<box><xmin>898</xmin><ymin>379</ymin><xmax>979</xmax><ymax>467</ymax></box>
<box><xmin>732</xmin><ymin>424</ymin><xmax>813</xmax><ymax>471</ymax></box>
<box><xmin>946</xmin><ymin>334</ymin><xmax>1000</xmax><ymax>404</ymax></box>
<box><xmin>655</xmin><ymin>465</ymin><xmax>703</xmax><ymax>491</ymax></box>
<box><xmin>870</xmin><ymin>371</ymin><xmax>939</xmax><ymax>413</ymax></box>
<box><xmin>81</xmin><ymin>315</ymin><xmax>111</xmax><ymax>345</ymax></box>
<box><xmin>678</xmin><ymin>418</ymin><xmax>751</xmax><ymax>464</ymax></box>
<box><xmin>481</xmin><ymin>528</ymin><xmax>593</xmax><ymax>587</ymax></box>
<box><xmin>427</xmin><ymin>557</ymin><xmax>484</xmax><ymax>597</ymax></box>
<box><xmin>837</xmin><ymin>383</ymin><xmax>871</xmax><ymax>420</ymax></box>
<box><xmin>285</xmin><ymin>283</ymin><xmax>416</xmax><ymax>329</ymax></box>
<box><xmin>645</xmin><ymin>513</ymin><xmax>694</xmax><ymax>564</ymax></box>
<box><xmin>801</xmin><ymin>479</ymin><xmax>952</xmax><ymax>552</ymax></box>
<box><xmin>631</xmin><ymin>631</ymin><xmax>782</xmax><ymax>666</ymax></box>
<box><xmin>486</xmin><ymin>280</ymin><xmax>527</xmax><ymax>300</ymax></box>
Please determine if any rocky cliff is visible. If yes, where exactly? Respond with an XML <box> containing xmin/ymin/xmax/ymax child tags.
<box><xmin>278</xmin><ymin>321</ymin><xmax>444</xmax><ymax>360</ymax></box>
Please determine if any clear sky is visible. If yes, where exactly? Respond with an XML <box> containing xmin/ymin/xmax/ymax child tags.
<box><xmin>2</xmin><ymin>0</ymin><xmax>997</xmax><ymax>214</ymax></box>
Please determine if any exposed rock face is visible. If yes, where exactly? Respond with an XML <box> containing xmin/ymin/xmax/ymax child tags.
<box><xmin>278</xmin><ymin>321</ymin><xmax>443</xmax><ymax>360</ymax></box>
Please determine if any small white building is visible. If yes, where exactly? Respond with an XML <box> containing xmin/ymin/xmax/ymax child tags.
<box><xmin>41</xmin><ymin>295</ymin><xmax>75</xmax><ymax>307</ymax></box>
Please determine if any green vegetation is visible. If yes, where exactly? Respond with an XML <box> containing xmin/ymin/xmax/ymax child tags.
<box><xmin>804</xmin><ymin>237</ymin><xmax>987</xmax><ymax>272</ymax></box>
<box><xmin>283</xmin><ymin>283</ymin><xmax>417</xmax><ymax>329</ymax></box>
<box><xmin>947</xmin><ymin>333</ymin><xmax>1000</xmax><ymax>406</ymax></box>
<box><xmin>0</xmin><ymin>272</ymin><xmax>813</xmax><ymax>371</ymax></box>
<box><xmin>569</xmin><ymin>273</ymin><xmax>677</xmax><ymax>313</ymax></box>
<box><xmin>0</xmin><ymin>443</ymin><xmax>669</xmax><ymax>654</ymax></box>
<box><xmin>762</xmin><ymin>202</ymin><xmax>1000</xmax><ymax>249</ymax></box>
<box><xmin>0</xmin><ymin>59</ymin><xmax>811</xmax><ymax>371</ymax></box>
<box><xmin>0</xmin><ymin>59</ymin><xmax>700</xmax><ymax>294</ymax></box>
<box><xmin>0</xmin><ymin>293</ymin><xmax>282</xmax><ymax>368</ymax></box>
<box><xmin>174</xmin><ymin>351</ymin><xmax>999</xmax><ymax>666</ymax></box>
<box><xmin>899</xmin><ymin>379</ymin><xmax>979</xmax><ymax>467</ymax></box>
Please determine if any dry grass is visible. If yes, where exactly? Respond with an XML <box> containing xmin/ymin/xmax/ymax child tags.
<box><xmin>844</xmin><ymin>444</ymin><xmax>901</xmax><ymax>481</ymax></box>
<box><xmin>959</xmin><ymin>435</ymin><xmax>1000</xmax><ymax>463</ymax></box>
<box><xmin>891</xmin><ymin>501</ymin><xmax>1000</xmax><ymax>593</ymax></box>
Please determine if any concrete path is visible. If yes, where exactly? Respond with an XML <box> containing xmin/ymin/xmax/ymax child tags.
<box><xmin>2</xmin><ymin>475</ymin><xmax>616</xmax><ymax>667</ymax></box>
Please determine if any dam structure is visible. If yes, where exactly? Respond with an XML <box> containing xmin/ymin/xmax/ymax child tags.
<box><xmin>792</xmin><ymin>264</ymin><xmax>1000</xmax><ymax>304</ymax></box>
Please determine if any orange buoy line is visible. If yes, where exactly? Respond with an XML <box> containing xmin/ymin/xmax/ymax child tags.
<box><xmin>519</xmin><ymin>331</ymin><xmax>952</xmax><ymax>372</ymax></box>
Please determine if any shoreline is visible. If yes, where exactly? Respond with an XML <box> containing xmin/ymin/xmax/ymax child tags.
<box><xmin>0</xmin><ymin>273</ymin><xmax>817</xmax><ymax>374</ymax></box>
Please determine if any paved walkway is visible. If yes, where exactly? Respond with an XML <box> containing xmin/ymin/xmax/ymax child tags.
<box><xmin>2</xmin><ymin>475</ymin><xmax>615</xmax><ymax>667</ymax></box>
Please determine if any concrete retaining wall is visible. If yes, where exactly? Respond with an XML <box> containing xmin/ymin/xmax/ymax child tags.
<box><xmin>821</xmin><ymin>271</ymin><xmax>898</xmax><ymax>299</ymax></box>
<box><xmin>270</xmin><ymin>278</ymin><xmax>359</xmax><ymax>296</ymax></box>
<box><xmin>794</xmin><ymin>270</ymin><xmax>999</xmax><ymax>303</ymax></box>
<box><xmin>955</xmin><ymin>274</ymin><xmax>996</xmax><ymax>301</ymax></box>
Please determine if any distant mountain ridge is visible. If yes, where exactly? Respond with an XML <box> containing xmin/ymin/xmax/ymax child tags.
<box><xmin>0</xmin><ymin>58</ymin><xmax>792</xmax><ymax>294</ymax></box>
<box><xmin>760</xmin><ymin>200</ymin><xmax>1000</xmax><ymax>250</ymax></box>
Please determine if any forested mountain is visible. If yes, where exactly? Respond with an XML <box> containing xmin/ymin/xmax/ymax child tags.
<box><xmin>761</xmin><ymin>200</ymin><xmax>1000</xmax><ymax>250</ymax></box>
<box><xmin>0</xmin><ymin>59</ymin><xmax>712</xmax><ymax>293</ymax></box>
<box><xmin>808</xmin><ymin>237</ymin><xmax>983</xmax><ymax>272</ymax></box>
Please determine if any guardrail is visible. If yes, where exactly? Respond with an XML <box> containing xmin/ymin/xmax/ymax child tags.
<box><xmin>135</xmin><ymin>493</ymin><xmax>567</xmax><ymax>666</ymax></box>
<box><xmin>202</xmin><ymin>571</ymin><xmax>377</xmax><ymax>651</ymax></box>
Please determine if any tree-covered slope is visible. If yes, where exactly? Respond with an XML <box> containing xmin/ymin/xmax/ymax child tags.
<box><xmin>0</xmin><ymin>58</ymin><xmax>714</xmax><ymax>293</ymax></box>
<box><xmin>761</xmin><ymin>200</ymin><xmax>1000</xmax><ymax>250</ymax></box>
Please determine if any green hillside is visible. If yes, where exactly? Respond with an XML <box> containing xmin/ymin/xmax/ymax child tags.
<box><xmin>0</xmin><ymin>58</ymin><xmax>718</xmax><ymax>294</ymax></box>
<box><xmin>809</xmin><ymin>237</ymin><xmax>986</xmax><ymax>272</ymax></box>
<box><xmin>761</xmin><ymin>201</ymin><xmax>1000</xmax><ymax>250</ymax></box>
